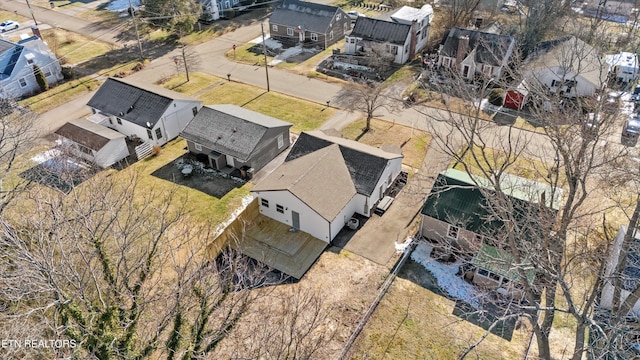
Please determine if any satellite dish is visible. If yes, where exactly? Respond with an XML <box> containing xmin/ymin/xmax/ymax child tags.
<box><xmin>146</xmin><ymin>122</ymin><xmax>152</xmax><ymax>128</ymax></box>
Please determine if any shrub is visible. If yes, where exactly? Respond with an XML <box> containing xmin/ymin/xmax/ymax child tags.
<box><xmin>488</xmin><ymin>88</ymin><xmax>504</xmax><ymax>106</ymax></box>
<box><xmin>33</xmin><ymin>65</ymin><xmax>49</xmax><ymax>92</ymax></box>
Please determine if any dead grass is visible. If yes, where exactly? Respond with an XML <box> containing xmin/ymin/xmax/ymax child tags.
<box><xmin>19</xmin><ymin>76</ymin><xmax>100</xmax><ymax>114</ymax></box>
<box><xmin>341</xmin><ymin>118</ymin><xmax>430</xmax><ymax>169</ymax></box>
<box><xmin>349</xmin><ymin>277</ymin><xmax>531</xmax><ymax>359</ymax></box>
<box><xmin>0</xmin><ymin>10</ymin><xmax>28</xmax><ymax>23</ymax></box>
<box><xmin>161</xmin><ymin>73</ymin><xmax>335</xmax><ymax>133</ymax></box>
<box><xmin>225</xmin><ymin>43</ymin><xmax>274</xmax><ymax>65</ymax></box>
<box><xmin>40</xmin><ymin>28</ymin><xmax>112</xmax><ymax>65</ymax></box>
<box><xmin>451</xmin><ymin>145</ymin><xmax>560</xmax><ymax>185</ymax></box>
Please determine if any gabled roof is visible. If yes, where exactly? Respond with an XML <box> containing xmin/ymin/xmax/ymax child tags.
<box><xmin>605</xmin><ymin>52</ymin><xmax>638</xmax><ymax>69</ymax></box>
<box><xmin>55</xmin><ymin>118</ymin><xmax>125</xmax><ymax>151</ymax></box>
<box><xmin>0</xmin><ymin>40</ymin><xmax>23</xmax><ymax>80</ymax></box>
<box><xmin>180</xmin><ymin>105</ymin><xmax>292</xmax><ymax>162</ymax></box>
<box><xmin>285</xmin><ymin>131</ymin><xmax>402</xmax><ymax>196</ymax></box>
<box><xmin>421</xmin><ymin>168</ymin><xmax>560</xmax><ymax>237</ymax></box>
<box><xmin>87</xmin><ymin>78</ymin><xmax>199</xmax><ymax>129</ymax></box>
<box><xmin>350</xmin><ymin>17</ymin><xmax>411</xmax><ymax>46</ymax></box>
<box><xmin>472</xmin><ymin>244</ymin><xmax>535</xmax><ymax>284</ymax></box>
<box><xmin>524</xmin><ymin>36</ymin><xmax>607</xmax><ymax>86</ymax></box>
<box><xmin>269</xmin><ymin>0</ymin><xmax>341</xmax><ymax>34</ymax></box>
<box><xmin>253</xmin><ymin>144</ymin><xmax>357</xmax><ymax>221</ymax></box>
<box><xmin>389</xmin><ymin>4</ymin><xmax>433</xmax><ymax>25</ymax></box>
<box><xmin>440</xmin><ymin>27</ymin><xmax>515</xmax><ymax>66</ymax></box>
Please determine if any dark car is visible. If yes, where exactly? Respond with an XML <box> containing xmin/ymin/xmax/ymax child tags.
<box><xmin>623</xmin><ymin>115</ymin><xmax>640</xmax><ymax>137</ymax></box>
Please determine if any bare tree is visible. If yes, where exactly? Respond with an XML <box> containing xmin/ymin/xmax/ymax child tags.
<box><xmin>173</xmin><ymin>45</ymin><xmax>200</xmax><ymax>82</ymax></box>
<box><xmin>410</xmin><ymin>29</ymin><xmax>632</xmax><ymax>359</ymax></box>
<box><xmin>333</xmin><ymin>80</ymin><xmax>396</xmax><ymax>133</ymax></box>
<box><xmin>441</xmin><ymin>0</ymin><xmax>481</xmax><ymax>29</ymax></box>
<box><xmin>0</xmin><ymin>101</ymin><xmax>38</xmax><ymax>214</ymax></box>
<box><xmin>0</xmin><ymin>170</ymin><xmax>285</xmax><ymax>359</ymax></box>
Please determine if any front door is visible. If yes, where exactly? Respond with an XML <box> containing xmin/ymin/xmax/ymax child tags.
<box><xmin>299</xmin><ymin>31</ymin><xmax>305</xmax><ymax>42</ymax></box>
<box><xmin>292</xmin><ymin>211</ymin><xmax>300</xmax><ymax>230</ymax></box>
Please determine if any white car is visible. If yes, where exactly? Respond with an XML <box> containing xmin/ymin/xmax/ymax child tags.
<box><xmin>0</xmin><ymin>21</ymin><xmax>19</xmax><ymax>32</ymax></box>
<box><xmin>347</xmin><ymin>11</ymin><xmax>366</xmax><ymax>21</ymax></box>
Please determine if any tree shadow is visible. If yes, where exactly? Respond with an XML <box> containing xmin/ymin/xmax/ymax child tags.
<box><xmin>354</xmin><ymin>128</ymin><xmax>369</xmax><ymax>141</ymax></box>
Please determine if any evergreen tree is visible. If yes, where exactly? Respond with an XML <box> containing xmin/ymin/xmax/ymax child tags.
<box><xmin>32</xmin><ymin>64</ymin><xmax>48</xmax><ymax>92</ymax></box>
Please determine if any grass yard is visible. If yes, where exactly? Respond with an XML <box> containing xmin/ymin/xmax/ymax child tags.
<box><xmin>349</xmin><ymin>277</ymin><xmax>531</xmax><ymax>359</ymax></box>
<box><xmin>19</xmin><ymin>76</ymin><xmax>100</xmax><ymax>114</ymax></box>
<box><xmin>40</xmin><ymin>28</ymin><xmax>112</xmax><ymax>65</ymax></box>
<box><xmin>225</xmin><ymin>43</ymin><xmax>274</xmax><ymax>66</ymax></box>
<box><xmin>0</xmin><ymin>10</ymin><xmax>28</xmax><ymax>23</ymax></box>
<box><xmin>341</xmin><ymin>118</ymin><xmax>430</xmax><ymax>169</ymax></box>
<box><xmin>162</xmin><ymin>73</ymin><xmax>336</xmax><ymax>133</ymax></box>
<box><xmin>451</xmin><ymin>145</ymin><xmax>559</xmax><ymax>185</ymax></box>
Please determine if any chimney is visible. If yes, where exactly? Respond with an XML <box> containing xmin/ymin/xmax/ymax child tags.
<box><xmin>409</xmin><ymin>19</ymin><xmax>418</xmax><ymax>60</ymax></box>
<box><xmin>30</xmin><ymin>25</ymin><xmax>42</xmax><ymax>39</ymax></box>
<box><xmin>456</xmin><ymin>34</ymin><xmax>469</xmax><ymax>66</ymax></box>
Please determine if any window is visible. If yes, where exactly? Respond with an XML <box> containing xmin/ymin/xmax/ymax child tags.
<box><xmin>277</xmin><ymin>134</ymin><xmax>284</xmax><ymax>149</ymax></box>
<box><xmin>311</xmin><ymin>33</ymin><xmax>318</xmax><ymax>41</ymax></box>
<box><xmin>272</xmin><ymin>24</ymin><xmax>278</xmax><ymax>32</ymax></box>
<box><xmin>108</xmin><ymin>118</ymin><xmax>113</xmax><ymax>125</ymax></box>
<box><xmin>483</xmin><ymin>65</ymin><xmax>492</xmax><ymax>76</ymax></box>
<box><xmin>44</xmin><ymin>70</ymin><xmax>51</xmax><ymax>77</ymax></box>
<box><xmin>78</xmin><ymin>145</ymin><xmax>92</xmax><ymax>155</ymax></box>
<box><xmin>478</xmin><ymin>268</ymin><xmax>489</xmax><ymax>277</ymax></box>
<box><xmin>261</xmin><ymin>198</ymin><xmax>269</xmax><ymax>208</ymax></box>
<box><xmin>489</xmin><ymin>272</ymin><xmax>502</xmax><ymax>282</ymax></box>
<box><xmin>329</xmin><ymin>31</ymin><xmax>334</xmax><ymax>40</ymax></box>
<box><xmin>350</xmin><ymin>38</ymin><xmax>356</xmax><ymax>44</ymax></box>
<box><xmin>344</xmin><ymin>22</ymin><xmax>348</xmax><ymax>33</ymax></box>
<box><xmin>474</xmin><ymin>234</ymin><xmax>484</xmax><ymax>243</ymax></box>
<box><xmin>26</xmin><ymin>59</ymin><xmax>33</xmax><ymax>65</ymax></box>
<box><xmin>18</xmin><ymin>78</ymin><xmax>26</xmax><ymax>88</ymax></box>
<box><xmin>155</xmin><ymin>128</ymin><xmax>163</xmax><ymax>139</ymax></box>
<box><xmin>276</xmin><ymin>204</ymin><xmax>284</xmax><ymax>213</ymax></box>
<box><xmin>192</xmin><ymin>106</ymin><xmax>198</xmax><ymax>117</ymax></box>
<box><xmin>117</xmin><ymin>118</ymin><xmax>122</xmax><ymax>125</ymax></box>
<box><xmin>287</xmin><ymin>27</ymin><xmax>294</xmax><ymax>36</ymax></box>
<box><xmin>447</xmin><ymin>225</ymin><xmax>459</xmax><ymax>239</ymax></box>
<box><xmin>194</xmin><ymin>143</ymin><xmax>202</xmax><ymax>151</ymax></box>
<box><xmin>336</xmin><ymin>13</ymin><xmax>341</xmax><ymax>20</ymax></box>
<box><xmin>147</xmin><ymin>129</ymin><xmax>153</xmax><ymax>140</ymax></box>
<box><xmin>551</xmin><ymin>79</ymin><xmax>557</xmax><ymax>87</ymax></box>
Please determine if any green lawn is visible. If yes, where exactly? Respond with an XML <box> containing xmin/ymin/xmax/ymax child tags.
<box><xmin>162</xmin><ymin>73</ymin><xmax>335</xmax><ymax>133</ymax></box>
<box><xmin>225</xmin><ymin>43</ymin><xmax>274</xmax><ymax>65</ymax></box>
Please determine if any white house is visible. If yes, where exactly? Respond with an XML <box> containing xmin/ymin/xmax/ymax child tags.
<box><xmin>437</xmin><ymin>27</ymin><xmax>516</xmax><ymax>80</ymax></box>
<box><xmin>0</xmin><ymin>36</ymin><xmax>63</xmax><ymax>99</ymax></box>
<box><xmin>605</xmin><ymin>52</ymin><xmax>639</xmax><ymax>83</ymax></box>
<box><xmin>87</xmin><ymin>78</ymin><xmax>202</xmax><ymax>151</ymax></box>
<box><xmin>600</xmin><ymin>225</ymin><xmax>640</xmax><ymax>317</ymax></box>
<box><xmin>252</xmin><ymin>131</ymin><xmax>403</xmax><ymax>242</ymax></box>
<box><xmin>55</xmin><ymin>118</ymin><xmax>129</xmax><ymax>168</ymax></box>
<box><xmin>523</xmin><ymin>36</ymin><xmax>607</xmax><ymax>98</ymax></box>
<box><xmin>344</xmin><ymin>5</ymin><xmax>433</xmax><ymax>66</ymax></box>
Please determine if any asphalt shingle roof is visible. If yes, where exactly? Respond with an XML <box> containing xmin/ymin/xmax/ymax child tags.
<box><xmin>253</xmin><ymin>144</ymin><xmax>357</xmax><ymax>221</ymax></box>
<box><xmin>269</xmin><ymin>0</ymin><xmax>340</xmax><ymax>33</ymax></box>
<box><xmin>350</xmin><ymin>17</ymin><xmax>411</xmax><ymax>46</ymax></box>
<box><xmin>55</xmin><ymin>119</ymin><xmax>124</xmax><ymax>151</ymax></box>
<box><xmin>285</xmin><ymin>131</ymin><xmax>401</xmax><ymax>196</ymax></box>
<box><xmin>180</xmin><ymin>105</ymin><xmax>291</xmax><ymax>162</ymax></box>
<box><xmin>87</xmin><ymin>78</ymin><xmax>199</xmax><ymax>128</ymax></box>
<box><xmin>440</xmin><ymin>27</ymin><xmax>515</xmax><ymax>66</ymax></box>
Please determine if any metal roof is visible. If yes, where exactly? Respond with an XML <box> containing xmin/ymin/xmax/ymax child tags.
<box><xmin>472</xmin><ymin>244</ymin><xmax>535</xmax><ymax>284</ymax></box>
<box><xmin>350</xmin><ymin>17</ymin><xmax>411</xmax><ymax>46</ymax></box>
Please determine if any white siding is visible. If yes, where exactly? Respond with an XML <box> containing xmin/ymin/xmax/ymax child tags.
<box><xmin>94</xmin><ymin>137</ymin><xmax>129</xmax><ymax>167</ymax></box>
<box><xmin>329</xmin><ymin>195</ymin><xmax>358</xmax><ymax>240</ymax></box>
<box><xmin>528</xmin><ymin>67</ymin><xmax>597</xmax><ymax>98</ymax></box>
<box><xmin>159</xmin><ymin>99</ymin><xmax>201</xmax><ymax>144</ymax></box>
<box><xmin>106</xmin><ymin>116</ymin><xmax>150</xmax><ymax>143</ymax></box>
<box><xmin>254</xmin><ymin>190</ymin><xmax>332</xmax><ymax>242</ymax></box>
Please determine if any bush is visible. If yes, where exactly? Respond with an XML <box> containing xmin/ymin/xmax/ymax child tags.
<box><xmin>488</xmin><ymin>88</ymin><xmax>504</xmax><ymax>106</ymax></box>
<box><xmin>61</xmin><ymin>66</ymin><xmax>75</xmax><ymax>80</ymax></box>
<box><xmin>33</xmin><ymin>64</ymin><xmax>49</xmax><ymax>92</ymax></box>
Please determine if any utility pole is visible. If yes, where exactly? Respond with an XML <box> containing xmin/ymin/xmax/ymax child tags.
<box><xmin>260</xmin><ymin>22</ymin><xmax>270</xmax><ymax>92</ymax></box>
<box><xmin>128</xmin><ymin>0</ymin><xmax>144</xmax><ymax>59</ymax></box>
<box><xmin>24</xmin><ymin>0</ymin><xmax>38</xmax><ymax>26</ymax></box>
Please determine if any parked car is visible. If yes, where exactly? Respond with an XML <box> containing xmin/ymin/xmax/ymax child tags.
<box><xmin>623</xmin><ymin>115</ymin><xmax>640</xmax><ymax>137</ymax></box>
<box><xmin>0</xmin><ymin>20</ymin><xmax>19</xmax><ymax>32</ymax></box>
<box><xmin>346</xmin><ymin>10</ymin><xmax>366</xmax><ymax>21</ymax></box>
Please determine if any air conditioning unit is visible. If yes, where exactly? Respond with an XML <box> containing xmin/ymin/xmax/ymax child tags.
<box><xmin>246</xmin><ymin>167</ymin><xmax>255</xmax><ymax>179</ymax></box>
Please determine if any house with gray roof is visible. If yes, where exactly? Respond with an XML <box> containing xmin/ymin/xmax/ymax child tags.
<box><xmin>269</xmin><ymin>0</ymin><xmax>351</xmax><ymax>49</ymax></box>
<box><xmin>521</xmin><ymin>36</ymin><xmax>607</xmax><ymax>98</ymax></box>
<box><xmin>0</xmin><ymin>36</ymin><xmax>63</xmax><ymax>99</ymax></box>
<box><xmin>55</xmin><ymin>118</ymin><xmax>129</xmax><ymax>168</ymax></box>
<box><xmin>344</xmin><ymin>5</ymin><xmax>433</xmax><ymax>65</ymax></box>
<box><xmin>252</xmin><ymin>130</ymin><xmax>403</xmax><ymax>242</ymax></box>
<box><xmin>437</xmin><ymin>27</ymin><xmax>515</xmax><ymax>80</ymax></box>
<box><xmin>87</xmin><ymin>78</ymin><xmax>202</xmax><ymax>151</ymax></box>
<box><xmin>180</xmin><ymin>104</ymin><xmax>292</xmax><ymax>176</ymax></box>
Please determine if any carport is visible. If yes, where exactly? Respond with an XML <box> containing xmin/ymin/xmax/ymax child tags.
<box><xmin>233</xmin><ymin>214</ymin><xmax>327</xmax><ymax>279</ymax></box>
